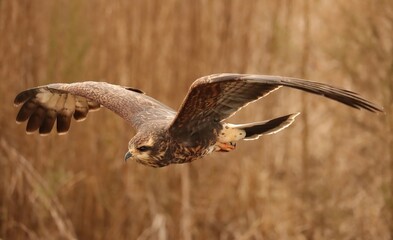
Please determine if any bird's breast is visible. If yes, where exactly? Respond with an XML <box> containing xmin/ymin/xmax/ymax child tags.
<box><xmin>169</xmin><ymin>141</ymin><xmax>213</xmax><ymax>164</ymax></box>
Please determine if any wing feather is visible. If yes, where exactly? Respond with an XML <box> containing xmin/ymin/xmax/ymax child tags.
<box><xmin>16</xmin><ymin>101</ymin><xmax>38</xmax><ymax>123</ymax></box>
<box><xmin>26</xmin><ymin>107</ymin><xmax>46</xmax><ymax>133</ymax></box>
<box><xmin>14</xmin><ymin>82</ymin><xmax>176</xmax><ymax>135</ymax></box>
<box><xmin>39</xmin><ymin>110</ymin><xmax>56</xmax><ymax>135</ymax></box>
<box><xmin>169</xmin><ymin>73</ymin><xmax>383</xmax><ymax>141</ymax></box>
<box><xmin>74</xmin><ymin>96</ymin><xmax>89</xmax><ymax>121</ymax></box>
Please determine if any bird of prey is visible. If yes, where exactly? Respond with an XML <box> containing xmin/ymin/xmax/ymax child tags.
<box><xmin>14</xmin><ymin>74</ymin><xmax>383</xmax><ymax>167</ymax></box>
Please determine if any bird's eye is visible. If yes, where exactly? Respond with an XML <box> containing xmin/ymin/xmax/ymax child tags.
<box><xmin>137</xmin><ymin>146</ymin><xmax>151</xmax><ymax>152</ymax></box>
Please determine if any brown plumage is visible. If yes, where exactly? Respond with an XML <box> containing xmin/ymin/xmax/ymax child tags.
<box><xmin>14</xmin><ymin>73</ymin><xmax>383</xmax><ymax>167</ymax></box>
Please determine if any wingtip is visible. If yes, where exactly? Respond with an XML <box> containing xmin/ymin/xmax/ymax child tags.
<box><xmin>374</xmin><ymin>106</ymin><xmax>385</xmax><ymax>114</ymax></box>
<box><xmin>356</xmin><ymin>103</ymin><xmax>384</xmax><ymax>114</ymax></box>
<box><xmin>14</xmin><ymin>95</ymin><xmax>24</xmax><ymax>106</ymax></box>
<box><xmin>14</xmin><ymin>89</ymin><xmax>35</xmax><ymax>106</ymax></box>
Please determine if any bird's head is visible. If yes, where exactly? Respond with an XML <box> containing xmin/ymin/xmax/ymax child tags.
<box><xmin>125</xmin><ymin>132</ymin><xmax>169</xmax><ymax>167</ymax></box>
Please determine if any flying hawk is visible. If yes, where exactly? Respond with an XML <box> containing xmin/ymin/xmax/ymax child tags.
<box><xmin>14</xmin><ymin>74</ymin><xmax>383</xmax><ymax>167</ymax></box>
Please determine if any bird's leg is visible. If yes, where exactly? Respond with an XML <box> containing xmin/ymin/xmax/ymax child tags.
<box><xmin>215</xmin><ymin>142</ymin><xmax>236</xmax><ymax>152</ymax></box>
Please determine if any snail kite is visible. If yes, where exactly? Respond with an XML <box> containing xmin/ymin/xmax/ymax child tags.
<box><xmin>14</xmin><ymin>74</ymin><xmax>383</xmax><ymax>167</ymax></box>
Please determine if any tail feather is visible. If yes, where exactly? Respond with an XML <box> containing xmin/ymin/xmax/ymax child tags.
<box><xmin>239</xmin><ymin>112</ymin><xmax>300</xmax><ymax>140</ymax></box>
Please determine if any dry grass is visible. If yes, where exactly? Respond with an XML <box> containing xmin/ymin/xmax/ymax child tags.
<box><xmin>0</xmin><ymin>0</ymin><xmax>392</xmax><ymax>239</ymax></box>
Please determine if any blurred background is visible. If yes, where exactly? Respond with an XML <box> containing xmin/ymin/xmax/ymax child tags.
<box><xmin>0</xmin><ymin>0</ymin><xmax>391</xmax><ymax>239</ymax></box>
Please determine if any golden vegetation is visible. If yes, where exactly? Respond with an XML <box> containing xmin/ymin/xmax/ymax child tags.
<box><xmin>0</xmin><ymin>0</ymin><xmax>391</xmax><ymax>239</ymax></box>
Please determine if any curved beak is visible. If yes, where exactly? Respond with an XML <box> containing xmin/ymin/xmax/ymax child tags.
<box><xmin>124</xmin><ymin>151</ymin><xmax>132</xmax><ymax>162</ymax></box>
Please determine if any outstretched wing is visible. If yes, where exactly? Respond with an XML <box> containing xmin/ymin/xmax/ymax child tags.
<box><xmin>169</xmin><ymin>73</ymin><xmax>383</xmax><ymax>141</ymax></box>
<box><xmin>14</xmin><ymin>81</ymin><xmax>176</xmax><ymax>135</ymax></box>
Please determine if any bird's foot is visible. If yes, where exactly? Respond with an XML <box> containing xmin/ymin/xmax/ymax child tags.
<box><xmin>215</xmin><ymin>142</ymin><xmax>236</xmax><ymax>152</ymax></box>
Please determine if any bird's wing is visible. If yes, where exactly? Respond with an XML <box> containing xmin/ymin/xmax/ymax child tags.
<box><xmin>169</xmin><ymin>73</ymin><xmax>383</xmax><ymax>142</ymax></box>
<box><xmin>14</xmin><ymin>81</ymin><xmax>176</xmax><ymax>135</ymax></box>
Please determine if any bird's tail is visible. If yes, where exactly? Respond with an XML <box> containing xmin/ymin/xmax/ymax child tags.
<box><xmin>216</xmin><ymin>113</ymin><xmax>300</xmax><ymax>152</ymax></box>
<box><xmin>235</xmin><ymin>112</ymin><xmax>300</xmax><ymax>140</ymax></box>
<box><xmin>218</xmin><ymin>112</ymin><xmax>300</xmax><ymax>146</ymax></box>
